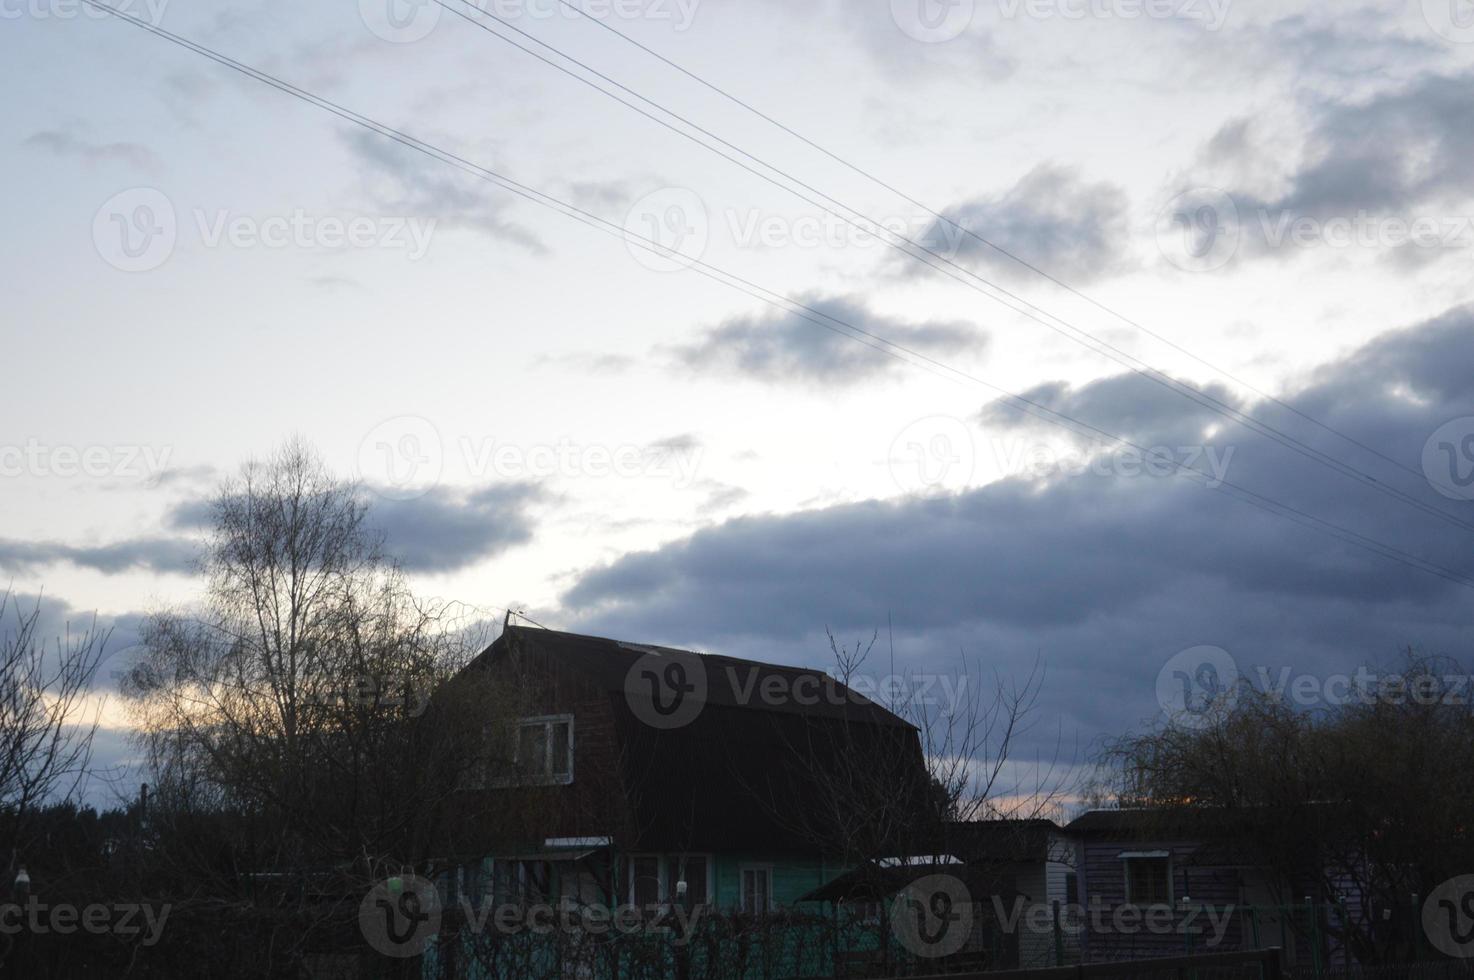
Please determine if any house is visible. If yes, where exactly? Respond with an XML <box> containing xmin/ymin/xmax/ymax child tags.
<box><xmin>434</xmin><ymin>625</ymin><xmax>933</xmax><ymax>939</ymax></box>
<box><xmin>798</xmin><ymin>818</ymin><xmax>1082</xmax><ymax>971</ymax></box>
<box><xmin>1065</xmin><ymin>808</ymin><xmax>1335</xmax><ymax>967</ymax></box>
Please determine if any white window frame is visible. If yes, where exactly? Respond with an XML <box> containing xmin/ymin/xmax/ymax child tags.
<box><xmin>1120</xmin><ymin>851</ymin><xmax>1172</xmax><ymax>907</ymax></box>
<box><xmin>514</xmin><ymin>714</ymin><xmax>575</xmax><ymax>786</ymax></box>
<box><xmin>739</xmin><ymin>863</ymin><xmax>774</xmax><ymax>915</ymax></box>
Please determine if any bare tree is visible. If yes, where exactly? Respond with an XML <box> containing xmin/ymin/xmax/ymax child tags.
<box><xmin>0</xmin><ymin>591</ymin><xmax>107</xmax><ymax>873</ymax></box>
<box><xmin>1096</xmin><ymin>650</ymin><xmax>1474</xmax><ymax>964</ymax></box>
<box><xmin>121</xmin><ymin>439</ymin><xmax>522</xmax><ymax>973</ymax></box>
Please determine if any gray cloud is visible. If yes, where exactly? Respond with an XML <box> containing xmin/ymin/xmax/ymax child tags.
<box><xmin>0</xmin><ymin>591</ymin><xmax>149</xmax><ymax>806</ymax></box>
<box><xmin>978</xmin><ymin>372</ymin><xmax>1245</xmax><ymax>450</ymax></box>
<box><xmin>23</xmin><ymin>130</ymin><xmax>159</xmax><ymax>171</ymax></box>
<box><xmin>1186</xmin><ymin>71</ymin><xmax>1474</xmax><ymax>266</ymax></box>
<box><xmin>368</xmin><ymin>482</ymin><xmax>545</xmax><ymax>573</ymax></box>
<box><xmin>165</xmin><ymin>481</ymin><xmax>545</xmax><ymax>574</ymax></box>
<box><xmin>342</xmin><ymin>129</ymin><xmax>545</xmax><ymax>252</ymax></box>
<box><xmin>668</xmin><ymin>294</ymin><xmax>985</xmax><ymax>385</ymax></box>
<box><xmin>917</xmin><ymin>165</ymin><xmax>1133</xmax><ymax>284</ymax></box>
<box><xmin>563</xmin><ymin>305</ymin><xmax>1474</xmax><ymax>750</ymax></box>
<box><xmin>1246</xmin><ymin>9</ymin><xmax>1444</xmax><ymax>84</ymax></box>
<box><xmin>1261</xmin><ymin>72</ymin><xmax>1474</xmax><ymax>218</ymax></box>
<box><xmin>145</xmin><ymin>464</ymin><xmax>220</xmax><ymax>490</ymax></box>
<box><xmin>0</xmin><ymin>537</ymin><xmax>197</xmax><ymax>576</ymax></box>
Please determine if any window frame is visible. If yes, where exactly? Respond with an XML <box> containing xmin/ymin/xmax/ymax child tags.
<box><xmin>740</xmin><ymin>863</ymin><xmax>774</xmax><ymax>915</ymax></box>
<box><xmin>1120</xmin><ymin>852</ymin><xmax>1172</xmax><ymax>907</ymax></box>
<box><xmin>513</xmin><ymin>714</ymin><xmax>575</xmax><ymax>786</ymax></box>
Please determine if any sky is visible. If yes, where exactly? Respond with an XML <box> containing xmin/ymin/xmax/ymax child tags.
<box><xmin>4</xmin><ymin>0</ymin><xmax>1474</xmax><ymax>807</ymax></box>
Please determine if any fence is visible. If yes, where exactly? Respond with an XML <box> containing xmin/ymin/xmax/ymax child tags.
<box><xmin>916</xmin><ymin>947</ymin><xmax>1286</xmax><ymax>979</ymax></box>
<box><xmin>405</xmin><ymin>899</ymin><xmax>1474</xmax><ymax>980</ymax></box>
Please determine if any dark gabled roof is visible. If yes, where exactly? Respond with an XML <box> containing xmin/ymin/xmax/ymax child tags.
<box><xmin>483</xmin><ymin>625</ymin><xmax>914</xmax><ymax>728</ymax></box>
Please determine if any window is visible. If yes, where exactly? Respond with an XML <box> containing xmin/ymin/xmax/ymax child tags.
<box><xmin>463</xmin><ymin>860</ymin><xmax>487</xmax><ymax>906</ymax></box>
<box><xmin>514</xmin><ymin>715</ymin><xmax>574</xmax><ymax>785</ymax></box>
<box><xmin>626</xmin><ymin>854</ymin><xmax>713</xmax><ymax>908</ymax></box>
<box><xmin>630</xmin><ymin>856</ymin><xmax>661</xmax><ymax>907</ymax></box>
<box><xmin>741</xmin><ymin>866</ymin><xmax>772</xmax><ymax>915</ymax></box>
<box><xmin>501</xmin><ymin>859</ymin><xmax>555</xmax><ymax>904</ymax></box>
<box><xmin>666</xmin><ymin>855</ymin><xmax>711</xmax><ymax>911</ymax></box>
<box><xmin>1122</xmin><ymin>854</ymin><xmax>1171</xmax><ymax>906</ymax></box>
<box><xmin>1064</xmin><ymin>872</ymin><xmax>1079</xmax><ymax>907</ymax></box>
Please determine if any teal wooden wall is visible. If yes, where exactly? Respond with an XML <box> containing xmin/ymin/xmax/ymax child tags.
<box><xmin>712</xmin><ymin>853</ymin><xmax>834</xmax><ymax>909</ymax></box>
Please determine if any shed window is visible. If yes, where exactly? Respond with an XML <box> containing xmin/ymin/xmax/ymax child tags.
<box><xmin>1123</xmin><ymin>856</ymin><xmax>1171</xmax><ymax>906</ymax></box>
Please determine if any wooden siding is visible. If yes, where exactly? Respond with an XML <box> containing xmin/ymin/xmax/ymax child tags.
<box><xmin>713</xmin><ymin>853</ymin><xmax>833</xmax><ymax>910</ymax></box>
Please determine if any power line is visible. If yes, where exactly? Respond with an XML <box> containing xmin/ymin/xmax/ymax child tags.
<box><xmin>77</xmin><ymin>1</ymin><xmax>1474</xmax><ymax>595</ymax></box>
<box><xmin>550</xmin><ymin>0</ymin><xmax>1433</xmax><ymax>488</ymax></box>
<box><xmin>434</xmin><ymin>0</ymin><xmax>1474</xmax><ymax>540</ymax></box>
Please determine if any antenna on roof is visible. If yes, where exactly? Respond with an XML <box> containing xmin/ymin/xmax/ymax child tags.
<box><xmin>507</xmin><ymin>608</ymin><xmax>552</xmax><ymax>631</ymax></box>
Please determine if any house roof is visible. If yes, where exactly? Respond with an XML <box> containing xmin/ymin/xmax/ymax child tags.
<box><xmin>798</xmin><ymin>819</ymin><xmax>1066</xmax><ymax>903</ymax></box>
<box><xmin>471</xmin><ymin>625</ymin><xmax>931</xmax><ymax>854</ymax></box>
<box><xmin>482</xmin><ymin>625</ymin><xmax>914</xmax><ymax>728</ymax></box>
<box><xmin>1066</xmin><ymin>807</ymin><xmax>1242</xmax><ymax>837</ymax></box>
<box><xmin>944</xmin><ymin>818</ymin><xmax>1063</xmax><ymax>864</ymax></box>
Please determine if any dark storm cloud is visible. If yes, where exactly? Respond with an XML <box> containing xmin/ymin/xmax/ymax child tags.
<box><xmin>341</xmin><ymin>130</ymin><xmax>545</xmax><ymax>252</ymax></box>
<box><xmin>368</xmin><ymin>482</ymin><xmax>545</xmax><ymax>573</ymax></box>
<box><xmin>0</xmin><ymin>537</ymin><xmax>197</xmax><ymax>576</ymax></box>
<box><xmin>562</xmin><ymin>305</ymin><xmax>1474</xmax><ymax>747</ymax></box>
<box><xmin>668</xmin><ymin>295</ymin><xmax>985</xmax><ymax>385</ymax></box>
<box><xmin>916</xmin><ymin>166</ymin><xmax>1133</xmax><ymax>284</ymax></box>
